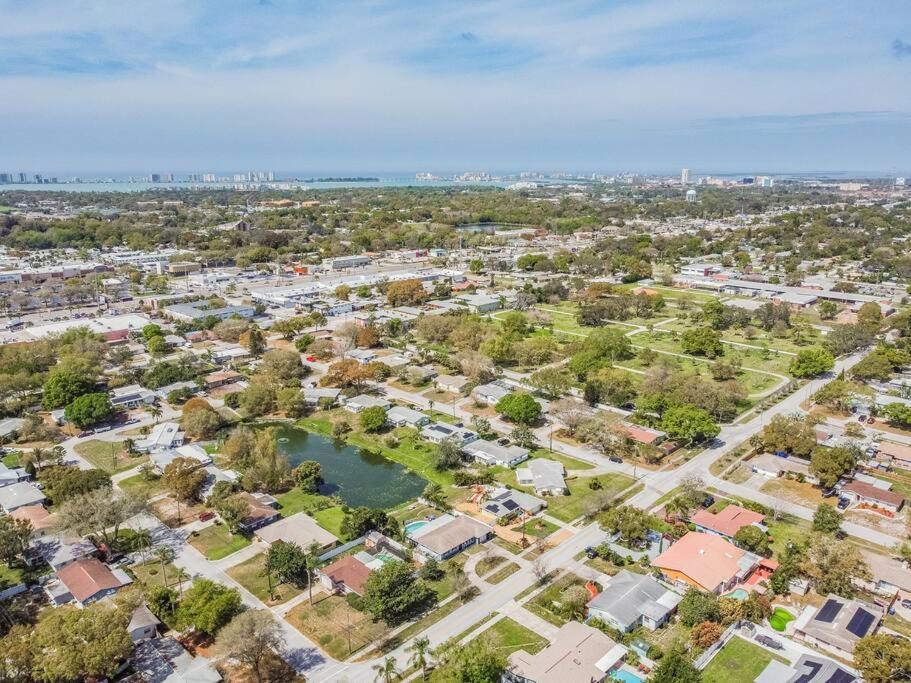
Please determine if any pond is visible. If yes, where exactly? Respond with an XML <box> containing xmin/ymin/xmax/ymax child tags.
<box><xmin>271</xmin><ymin>424</ymin><xmax>427</xmax><ymax>509</ymax></box>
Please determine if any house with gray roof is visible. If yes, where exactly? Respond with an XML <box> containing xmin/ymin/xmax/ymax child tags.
<box><xmin>794</xmin><ymin>595</ymin><xmax>882</xmax><ymax>658</ymax></box>
<box><xmin>0</xmin><ymin>481</ymin><xmax>45</xmax><ymax>512</ymax></box>
<box><xmin>420</xmin><ymin>421</ymin><xmax>477</xmax><ymax>445</ymax></box>
<box><xmin>385</xmin><ymin>405</ymin><xmax>430</xmax><ymax>428</ymax></box>
<box><xmin>586</xmin><ymin>570</ymin><xmax>682</xmax><ymax>632</ymax></box>
<box><xmin>343</xmin><ymin>394</ymin><xmax>391</xmax><ymax>413</ymax></box>
<box><xmin>462</xmin><ymin>439</ymin><xmax>529</xmax><ymax>468</ymax></box>
<box><xmin>516</xmin><ymin>459</ymin><xmax>567</xmax><ymax>495</ymax></box>
<box><xmin>481</xmin><ymin>487</ymin><xmax>545</xmax><ymax>520</ymax></box>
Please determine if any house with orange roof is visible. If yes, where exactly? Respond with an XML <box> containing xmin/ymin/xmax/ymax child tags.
<box><xmin>690</xmin><ymin>504</ymin><xmax>765</xmax><ymax>539</ymax></box>
<box><xmin>49</xmin><ymin>557</ymin><xmax>132</xmax><ymax>606</ymax></box>
<box><xmin>619</xmin><ymin>422</ymin><xmax>666</xmax><ymax>446</ymax></box>
<box><xmin>10</xmin><ymin>504</ymin><xmax>58</xmax><ymax>537</ymax></box>
<box><xmin>651</xmin><ymin>531</ymin><xmax>762</xmax><ymax>594</ymax></box>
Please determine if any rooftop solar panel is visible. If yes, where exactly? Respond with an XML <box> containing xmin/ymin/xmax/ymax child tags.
<box><xmin>484</xmin><ymin>504</ymin><xmax>498</xmax><ymax>513</ymax></box>
<box><xmin>846</xmin><ymin>609</ymin><xmax>875</xmax><ymax>637</ymax></box>
<box><xmin>827</xmin><ymin>669</ymin><xmax>856</xmax><ymax>683</ymax></box>
<box><xmin>793</xmin><ymin>661</ymin><xmax>822</xmax><ymax>683</ymax></box>
<box><xmin>502</xmin><ymin>499</ymin><xmax>519</xmax><ymax>511</ymax></box>
<box><xmin>816</xmin><ymin>599</ymin><xmax>842</xmax><ymax>623</ymax></box>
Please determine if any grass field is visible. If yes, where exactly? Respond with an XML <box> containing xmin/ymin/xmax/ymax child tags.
<box><xmin>273</xmin><ymin>489</ymin><xmax>346</xmax><ymax>537</ymax></box>
<box><xmin>486</xmin><ymin>561</ymin><xmax>520</xmax><ymax>584</ymax></box>
<box><xmin>539</xmin><ymin>473</ymin><xmax>636</xmax><ymax>523</ymax></box>
<box><xmin>130</xmin><ymin>560</ymin><xmax>185</xmax><ymax>589</ymax></box>
<box><xmin>477</xmin><ymin>617</ymin><xmax>549</xmax><ymax>656</ymax></box>
<box><xmin>525</xmin><ymin>572</ymin><xmax>587</xmax><ymax>626</ymax></box>
<box><xmin>75</xmin><ymin>439</ymin><xmax>148</xmax><ymax>473</ymax></box>
<box><xmin>187</xmin><ymin>523</ymin><xmax>251</xmax><ymax>560</ymax></box>
<box><xmin>702</xmin><ymin>636</ymin><xmax>788</xmax><ymax>683</ymax></box>
<box><xmin>286</xmin><ymin>594</ymin><xmax>387</xmax><ymax>660</ymax></box>
<box><xmin>529</xmin><ymin>448</ymin><xmax>595</xmax><ymax>471</ymax></box>
<box><xmin>226</xmin><ymin>552</ymin><xmax>303</xmax><ymax>605</ymax></box>
<box><xmin>118</xmin><ymin>472</ymin><xmax>166</xmax><ymax>495</ymax></box>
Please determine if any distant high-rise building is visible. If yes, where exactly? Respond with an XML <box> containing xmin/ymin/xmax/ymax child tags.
<box><xmin>17</xmin><ymin>173</ymin><xmax>27</xmax><ymax>183</ymax></box>
<box><xmin>267</xmin><ymin>171</ymin><xmax>275</xmax><ymax>181</ymax></box>
<box><xmin>0</xmin><ymin>173</ymin><xmax>10</xmax><ymax>184</ymax></box>
<box><xmin>202</xmin><ymin>173</ymin><xmax>216</xmax><ymax>182</ymax></box>
<box><xmin>163</xmin><ymin>174</ymin><xmax>174</xmax><ymax>182</ymax></box>
<box><xmin>681</xmin><ymin>168</ymin><xmax>690</xmax><ymax>185</ymax></box>
<box><xmin>896</xmin><ymin>177</ymin><xmax>906</xmax><ymax>187</ymax></box>
<box><xmin>149</xmin><ymin>174</ymin><xmax>161</xmax><ymax>182</ymax></box>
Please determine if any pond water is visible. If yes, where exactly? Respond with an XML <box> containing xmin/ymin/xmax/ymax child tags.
<box><xmin>270</xmin><ymin>424</ymin><xmax>426</xmax><ymax>508</ymax></box>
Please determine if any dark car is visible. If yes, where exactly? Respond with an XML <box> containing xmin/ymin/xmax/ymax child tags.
<box><xmin>701</xmin><ymin>494</ymin><xmax>715</xmax><ymax>508</ymax></box>
<box><xmin>609</xmin><ymin>456</ymin><xmax>623</xmax><ymax>464</ymax></box>
<box><xmin>901</xmin><ymin>599</ymin><xmax>911</xmax><ymax>610</ymax></box>
<box><xmin>837</xmin><ymin>497</ymin><xmax>850</xmax><ymax>510</ymax></box>
<box><xmin>756</xmin><ymin>635</ymin><xmax>783</xmax><ymax>650</ymax></box>
<box><xmin>584</xmin><ymin>547</ymin><xmax>598</xmax><ymax>559</ymax></box>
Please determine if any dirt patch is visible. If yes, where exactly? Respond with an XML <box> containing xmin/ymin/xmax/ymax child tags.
<box><xmin>760</xmin><ymin>478</ymin><xmax>825</xmax><ymax>506</ymax></box>
<box><xmin>846</xmin><ymin>508</ymin><xmax>907</xmax><ymax>536</ymax></box>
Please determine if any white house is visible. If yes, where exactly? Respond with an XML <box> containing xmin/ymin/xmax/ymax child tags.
<box><xmin>462</xmin><ymin>439</ymin><xmax>529</xmax><ymax>468</ymax></box>
<box><xmin>516</xmin><ymin>458</ymin><xmax>567</xmax><ymax>495</ymax></box>
<box><xmin>343</xmin><ymin>394</ymin><xmax>391</xmax><ymax>413</ymax></box>
<box><xmin>134</xmin><ymin>422</ymin><xmax>185</xmax><ymax>453</ymax></box>
<box><xmin>385</xmin><ymin>405</ymin><xmax>430</xmax><ymax>428</ymax></box>
<box><xmin>421</xmin><ymin>422</ymin><xmax>478</xmax><ymax>446</ymax></box>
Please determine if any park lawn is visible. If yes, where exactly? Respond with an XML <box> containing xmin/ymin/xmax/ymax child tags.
<box><xmin>187</xmin><ymin>523</ymin><xmax>251</xmax><ymax>561</ymax></box>
<box><xmin>702</xmin><ymin>636</ymin><xmax>788</xmax><ymax>683</ymax></box>
<box><xmin>525</xmin><ymin>572</ymin><xmax>587</xmax><ymax>627</ymax></box>
<box><xmin>130</xmin><ymin>560</ymin><xmax>185</xmax><ymax>589</ymax></box>
<box><xmin>486</xmin><ymin>561</ymin><xmax>520</xmax><ymax>585</ymax></box>
<box><xmin>286</xmin><ymin>594</ymin><xmax>387</xmax><ymax>660</ymax></box>
<box><xmin>75</xmin><ymin>439</ymin><xmax>149</xmax><ymax>473</ymax></box>
<box><xmin>478</xmin><ymin>617</ymin><xmax>548</xmax><ymax>656</ymax></box>
<box><xmin>543</xmin><ymin>473</ymin><xmax>636</xmax><ymax>523</ymax></box>
<box><xmin>226</xmin><ymin>553</ymin><xmax>303</xmax><ymax>606</ymax></box>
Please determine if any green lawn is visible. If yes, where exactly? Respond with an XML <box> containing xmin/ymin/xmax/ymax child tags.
<box><xmin>0</xmin><ymin>563</ymin><xmax>25</xmax><ymax>589</ymax></box>
<box><xmin>486</xmin><ymin>561</ymin><xmax>520</xmax><ymax>585</ymax></box>
<box><xmin>477</xmin><ymin>617</ymin><xmax>548</xmax><ymax>656</ymax></box>
<box><xmin>130</xmin><ymin>560</ymin><xmax>185</xmax><ymax>589</ymax></box>
<box><xmin>272</xmin><ymin>489</ymin><xmax>346</xmax><ymax>537</ymax></box>
<box><xmin>226</xmin><ymin>552</ymin><xmax>303</xmax><ymax>605</ymax></box>
<box><xmin>1</xmin><ymin>452</ymin><xmax>21</xmax><ymax>468</ymax></box>
<box><xmin>529</xmin><ymin>449</ymin><xmax>595</xmax><ymax>471</ymax></box>
<box><xmin>525</xmin><ymin>572</ymin><xmax>587</xmax><ymax>627</ymax></box>
<box><xmin>74</xmin><ymin>439</ymin><xmax>148</xmax><ymax>474</ymax></box>
<box><xmin>187</xmin><ymin>523</ymin><xmax>251</xmax><ymax>560</ymax></box>
<box><xmin>118</xmin><ymin>472</ymin><xmax>166</xmax><ymax>495</ymax></box>
<box><xmin>542</xmin><ymin>473</ymin><xmax>636</xmax><ymax>523</ymax></box>
<box><xmin>702</xmin><ymin>636</ymin><xmax>788</xmax><ymax>683</ymax></box>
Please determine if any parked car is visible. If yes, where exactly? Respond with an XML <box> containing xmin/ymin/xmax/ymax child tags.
<box><xmin>199</xmin><ymin>511</ymin><xmax>216</xmax><ymax>522</ymax></box>
<box><xmin>306</xmin><ymin>356</ymin><xmax>316</xmax><ymax>362</ymax></box>
<box><xmin>609</xmin><ymin>456</ymin><xmax>623</xmax><ymax>464</ymax></box>
<box><xmin>900</xmin><ymin>599</ymin><xmax>911</xmax><ymax>610</ymax></box>
<box><xmin>701</xmin><ymin>494</ymin><xmax>715</xmax><ymax>508</ymax></box>
<box><xmin>584</xmin><ymin>546</ymin><xmax>598</xmax><ymax>559</ymax></box>
<box><xmin>837</xmin><ymin>497</ymin><xmax>850</xmax><ymax>510</ymax></box>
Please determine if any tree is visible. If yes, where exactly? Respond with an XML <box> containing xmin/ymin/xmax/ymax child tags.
<box><xmin>39</xmin><ymin>465</ymin><xmax>111</xmax><ymax>504</ymax></box>
<box><xmin>529</xmin><ymin>367</ymin><xmax>572</xmax><ymax>398</ymax></box>
<box><xmin>810</xmin><ymin>446</ymin><xmax>857</xmax><ymax>489</ymax></box>
<box><xmin>239</xmin><ymin>382</ymin><xmax>277</xmax><ymax>417</ymax></box>
<box><xmin>770</xmin><ymin>541</ymin><xmax>805</xmax><ymax>595</ymax></box>
<box><xmin>802</xmin><ymin>533</ymin><xmax>871</xmax><ymax>597</ymax></box>
<box><xmin>882</xmin><ymin>402</ymin><xmax>911</xmax><ymax>428</ymax></box>
<box><xmin>42</xmin><ymin>369</ymin><xmax>94</xmax><ymax>409</ymax></box>
<box><xmin>64</xmin><ymin>392</ymin><xmax>115</xmax><ymax>428</ymax></box>
<box><xmin>790</xmin><ymin>347</ymin><xmax>834</xmax><ymax>378</ymax></box>
<box><xmin>163</xmin><ymin>456</ymin><xmax>207</xmax><ymax>502</ymax></box>
<box><xmin>216</xmin><ymin>494</ymin><xmax>251</xmax><ymax>534</ymax></box>
<box><xmin>293</xmin><ymin>460</ymin><xmax>324</xmax><ymax>493</ymax></box>
<box><xmin>650</xmin><ymin>645</ymin><xmax>702</xmax><ymax>683</ymax></box>
<box><xmin>386</xmin><ymin>279</ymin><xmax>428</xmax><ymax>306</ymax></box>
<box><xmin>216</xmin><ymin>610</ymin><xmax>286</xmax><ymax>683</ymax></box>
<box><xmin>851</xmin><ymin>352</ymin><xmax>897</xmax><ymax>381</ymax></box>
<box><xmin>812</xmin><ymin>502</ymin><xmax>844</xmax><ymax>533</ymax></box>
<box><xmin>372</xmin><ymin>656</ymin><xmax>401</xmax><ymax>683</ymax></box>
<box><xmin>593</xmin><ymin>368</ymin><xmax>637</xmax><ymax>406</ymax></box>
<box><xmin>433</xmin><ymin>438</ymin><xmax>463</xmax><ymax>471</ymax></box>
<box><xmin>241</xmin><ymin>324</ymin><xmax>266</xmax><ymax>357</ymax></box>
<box><xmin>362</xmin><ymin>560</ymin><xmax>436</xmax><ymax>625</ymax></box>
<box><xmin>177</xmin><ymin>578</ymin><xmax>242</xmax><ymax>634</ymax></box>
<box><xmin>678</xmin><ymin>587</ymin><xmax>721</xmax><ymax>626</ymax></box>
<box><xmin>265</xmin><ymin>540</ymin><xmax>312</xmax><ymax>592</ymax></box>
<box><xmin>600</xmin><ymin>505</ymin><xmax>650</xmax><ymax>546</ymax></box>
<box><xmin>360</xmin><ymin>405</ymin><xmax>388</xmax><ymax>432</ymax></box>
<box><xmin>660</xmin><ymin>405</ymin><xmax>720</xmax><ymax>442</ymax></box>
<box><xmin>340</xmin><ymin>506</ymin><xmax>399</xmax><ymax>540</ymax></box>
<box><xmin>752</xmin><ymin>414</ymin><xmax>816</xmax><ymax>457</ymax></box>
<box><xmin>181</xmin><ymin>398</ymin><xmax>223</xmax><ymax>438</ymax></box>
<box><xmin>813</xmin><ymin>379</ymin><xmax>854</xmax><ymax>412</ymax></box>
<box><xmin>857</xmin><ymin>302</ymin><xmax>883</xmax><ymax>330</ymax></box>
<box><xmin>335</xmin><ymin>284</ymin><xmax>351</xmax><ymax>301</ymax></box>
<box><xmin>31</xmin><ymin>603</ymin><xmax>133</xmax><ymax>682</ymax></box>
<box><xmin>258</xmin><ymin>348</ymin><xmax>306</xmax><ymax>386</ymax></box>
<box><xmin>430</xmin><ymin>637</ymin><xmax>506</xmax><ymax>682</ymax></box>
<box><xmin>680</xmin><ymin>327</ymin><xmax>723</xmax><ymax>358</ymax></box>
<box><xmin>147</xmin><ymin>335</ymin><xmax>169</xmax><ymax>356</ymax></box>
<box><xmin>853</xmin><ymin>633</ymin><xmax>911</xmax><ymax>683</ymax></box>
<box><xmin>55</xmin><ymin>486</ymin><xmax>141</xmax><ymax>546</ymax></box>
<box><xmin>223</xmin><ymin>425</ymin><xmax>257</xmax><ymax>468</ymax></box>
<box><xmin>690</xmin><ymin>620</ymin><xmax>723</xmax><ymax>649</ymax></box>
<box><xmin>733</xmin><ymin>525</ymin><xmax>770</xmax><ymax>555</ymax></box>
<box><xmin>818</xmin><ymin>301</ymin><xmax>838</xmax><ymax>320</ymax></box>
<box><xmin>422</xmin><ymin>482</ymin><xmax>447</xmax><ymax>509</ymax></box>
<box><xmin>0</xmin><ymin>515</ymin><xmax>32</xmax><ymax>564</ymax></box>
<box><xmin>549</xmin><ymin>398</ymin><xmax>590</xmax><ymax>436</ymax></box>
<box><xmin>408</xmin><ymin>636</ymin><xmax>431</xmax><ymax>681</ymax></box>
<box><xmin>495</xmin><ymin>392</ymin><xmax>541</xmax><ymax>424</ymax></box>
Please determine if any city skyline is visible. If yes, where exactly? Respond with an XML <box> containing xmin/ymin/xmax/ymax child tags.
<box><xmin>1</xmin><ymin>1</ymin><xmax>910</xmax><ymax>173</ymax></box>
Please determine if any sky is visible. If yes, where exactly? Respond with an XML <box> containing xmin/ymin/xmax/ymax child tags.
<box><xmin>1</xmin><ymin>0</ymin><xmax>910</xmax><ymax>176</ymax></box>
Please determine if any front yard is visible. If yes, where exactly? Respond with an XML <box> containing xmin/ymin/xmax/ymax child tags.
<box><xmin>524</xmin><ymin>572</ymin><xmax>588</xmax><ymax>626</ymax></box>
<box><xmin>187</xmin><ymin>523</ymin><xmax>251</xmax><ymax>560</ymax></box>
<box><xmin>285</xmin><ymin>594</ymin><xmax>387</xmax><ymax>660</ymax></box>
<box><xmin>477</xmin><ymin>616</ymin><xmax>548</xmax><ymax>656</ymax></box>
<box><xmin>226</xmin><ymin>552</ymin><xmax>303</xmax><ymax>605</ymax></box>
<box><xmin>75</xmin><ymin>439</ymin><xmax>148</xmax><ymax>473</ymax></box>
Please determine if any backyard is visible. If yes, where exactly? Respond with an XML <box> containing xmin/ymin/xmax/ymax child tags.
<box><xmin>702</xmin><ymin>636</ymin><xmax>789</xmax><ymax>683</ymax></box>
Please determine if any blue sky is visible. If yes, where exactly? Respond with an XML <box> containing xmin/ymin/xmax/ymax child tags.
<box><xmin>1</xmin><ymin>0</ymin><xmax>910</xmax><ymax>175</ymax></box>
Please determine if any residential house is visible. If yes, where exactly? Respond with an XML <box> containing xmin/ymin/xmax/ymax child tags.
<box><xmin>385</xmin><ymin>405</ymin><xmax>431</xmax><ymax>428</ymax></box>
<box><xmin>874</xmin><ymin>439</ymin><xmax>911</xmax><ymax>470</ymax></box>
<box><xmin>204</xmin><ymin>369</ymin><xmax>243</xmax><ymax>390</ymax></box>
<box><xmin>471</xmin><ymin>380</ymin><xmax>512</xmax><ymax>406</ymax></box>
<box><xmin>129</xmin><ymin>604</ymin><xmax>161</xmax><ymax>643</ymax></box>
<box><xmin>10</xmin><ymin>504</ymin><xmax>57</xmax><ymax>537</ymax></box>
<box><xmin>463</xmin><ymin>439</ymin><xmax>530</xmax><ymax>468</ymax></box>
<box><xmin>505</xmin><ymin>621</ymin><xmax>628</xmax><ymax>683</ymax></box>
<box><xmin>150</xmin><ymin>444</ymin><xmax>212</xmax><ymax>474</ymax></box>
<box><xmin>29</xmin><ymin>533</ymin><xmax>96</xmax><ymax>571</ymax></box>
<box><xmin>50</xmin><ymin>557</ymin><xmax>132</xmax><ymax>606</ymax></box>
<box><xmin>348</xmin><ymin>348</ymin><xmax>378</xmax><ymax>365</ymax></box>
<box><xmin>840</xmin><ymin>481</ymin><xmax>905</xmax><ymax>513</ymax></box>
<box><xmin>436</xmin><ymin>375</ymin><xmax>470</xmax><ymax>395</ymax></box>
<box><xmin>481</xmin><ymin>487</ymin><xmax>545</xmax><ymax>521</ymax></box>
<box><xmin>133</xmin><ymin>636</ymin><xmax>222</xmax><ymax>683</ymax></box>
<box><xmin>0</xmin><ymin>481</ymin><xmax>46</xmax><ymax>512</ymax></box>
<box><xmin>757</xmin><ymin>654</ymin><xmax>858</xmax><ymax>683</ymax></box>
<box><xmin>302</xmin><ymin>387</ymin><xmax>342</xmax><ymax>406</ymax></box>
<box><xmin>155</xmin><ymin>380</ymin><xmax>199</xmax><ymax>401</ymax></box>
<box><xmin>651</xmin><ymin>531</ymin><xmax>763</xmax><ymax>594</ymax></box>
<box><xmin>690</xmin><ymin>505</ymin><xmax>766</xmax><ymax>539</ymax></box>
<box><xmin>236</xmin><ymin>492</ymin><xmax>281</xmax><ymax>533</ymax></box>
<box><xmin>255</xmin><ymin>512</ymin><xmax>339</xmax><ymax>552</ymax></box>
<box><xmin>165</xmin><ymin>300</ymin><xmax>255</xmax><ymax>323</ymax></box>
<box><xmin>407</xmin><ymin>513</ymin><xmax>493</xmax><ymax>561</ymax></box>
<box><xmin>749</xmin><ymin>452</ymin><xmax>818</xmax><ymax>483</ymax></box>
<box><xmin>0</xmin><ymin>417</ymin><xmax>25</xmax><ymax>442</ymax></box>
<box><xmin>109</xmin><ymin>384</ymin><xmax>157</xmax><ymax>410</ymax></box>
<box><xmin>134</xmin><ymin>421</ymin><xmax>184</xmax><ymax>453</ymax></box>
<box><xmin>619</xmin><ymin>422</ymin><xmax>666</xmax><ymax>446</ymax></box>
<box><xmin>0</xmin><ymin>461</ymin><xmax>29</xmax><ymax>488</ymax></box>
<box><xmin>421</xmin><ymin>421</ymin><xmax>478</xmax><ymax>446</ymax></box>
<box><xmin>343</xmin><ymin>394</ymin><xmax>391</xmax><ymax>413</ymax></box>
<box><xmin>516</xmin><ymin>459</ymin><xmax>567</xmax><ymax>495</ymax></box>
<box><xmin>586</xmin><ymin>570</ymin><xmax>682</xmax><ymax>632</ymax></box>
<box><xmin>317</xmin><ymin>533</ymin><xmax>409</xmax><ymax>596</ymax></box>
<box><xmin>794</xmin><ymin>595</ymin><xmax>882</xmax><ymax>658</ymax></box>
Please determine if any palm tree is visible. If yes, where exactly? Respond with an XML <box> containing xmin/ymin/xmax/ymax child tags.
<box><xmin>148</xmin><ymin>405</ymin><xmax>162</xmax><ymax>424</ymax></box>
<box><xmin>372</xmin><ymin>657</ymin><xmax>400</xmax><ymax>683</ymax></box>
<box><xmin>663</xmin><ymin>495</ymin><xmax>690</xmax><ymax>523</ymax></box>
<box><xmin>408</xmin><ymin>637</ymin><xmax>431</xmax><ymax>681</ymax></box>
<box><xmin>51</xmin><ymin>445</ymin><xmax>65</xmax><ymax>466</ymax></box>
<box><xmin>154</xmin><ymin>547</ymin><xmax>175</xmax><ymax>588</ymax></box>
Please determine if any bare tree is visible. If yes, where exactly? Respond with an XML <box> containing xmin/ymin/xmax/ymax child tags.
<box><xmin>215</xmin><ymin>610</ymin><xmax>286</xmax><ymax>683</ymax></box>
<box><xmin>532</xmin><ymin>557</ymin><xmax>550</xmax><ymax>585</ymax></box>
<box><xmin>549</xmin><ymin>398</ymin><xmax>592</xmax><ymax>437</ymax></box>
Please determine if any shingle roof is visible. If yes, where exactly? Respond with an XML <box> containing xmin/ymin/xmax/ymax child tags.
<box><xmin>57</xmin><ymin>558</ymin><xmax>124</xmax><ymax>603</ymax></box>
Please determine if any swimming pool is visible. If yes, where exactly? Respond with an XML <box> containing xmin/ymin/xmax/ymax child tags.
<box><xmin>725</xmin><ymin>588</ymin><xmax>750</xmax><ymax>600</ymax></box>
<box><xmin>611</xmin><ymin>669</ymin><xmax>645</xmax><ymax>683</ymax></box>
<box><xmin>405</xmin><ymin>520</ymin><xmax>429</xmax><ymax>534</ymax></box>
